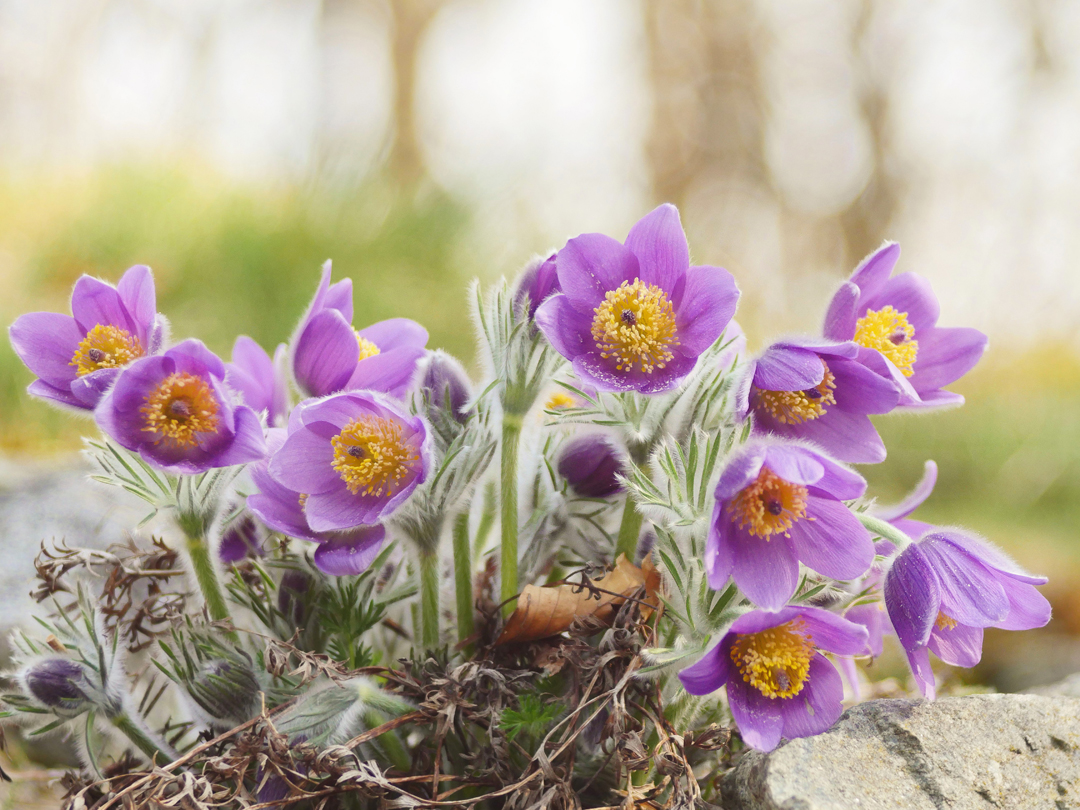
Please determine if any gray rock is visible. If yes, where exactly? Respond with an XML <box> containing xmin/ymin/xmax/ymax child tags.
<box><xmin>722</xmin><ymin>694</ymin><xmax>1080</xmax><ymax>810</ymax></box>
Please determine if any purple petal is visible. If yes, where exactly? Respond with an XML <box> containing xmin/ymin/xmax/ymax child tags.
<box><xmin>70</xmin><ymin>368</ymin><xmax>121</xmax><ymax>408</ymax></box>
<box><xmin>677</xmin><ymin>637</ymin><xmax>733</xmax><ymax>695</ymax></box>
<box><xmin>115</xmin><ymin>265</ymin><xmax>157</xmax><ymax>342</ymax></box>
<box><xmin>797</xmin><ymin>607</ymin><xmax>870</xmax><ymax>655</ymax></box>
<box><xmin>248</xmin><ymin>492</ymin><xmax>315</xmax><ymax>541</ymax></box>
<box><xmin>787</xmin><ymin>498</ymin><xmax>874</xmax><ymax>581</ymax></box>
<box><xmin>299</xmin><ymin>390</ymin><xmax>399</xmax><ymax>431</ymax></box>
<box><xmin>705</xmin><ymin>506</ymin><xmax>735</xmax><ymax>590</ymax></box>
<box><xmin>904</xmin><ymin>389</ymin><xmax>965</xmax><ymax>410</ymax></box>
<box><xmin>294</xmin><ymin>309</ymin><xmax>360</xmax><ymax>397</ymax></box>
<box><xmin>727</xmin><ymin>675</ymin><xmax>785</xmax><ymax>752</ymax></box>
<box><xmin>356</xmin><ymin>318</ymin><xmax>428</xmax><ymax>352</ymax></box>
<box><xmin>729</xmin><ymin>526</ymin><xmax>800</xmax><ymax>611</ymax></box>
<box><xmin>857</xmin><ymin>346</ymin><xmax>920</xmax><ymax>405</ymax></box>
<box><xmin>884</xmin><ymin>544</ymin><xmax>940</xmax><ymax>651</ymax></box>
<box><xmin>823</xmin><ymin>281</ymin><xmax>859</xmax><ymax>341</ymax></box>
<box><xmin>875</xmin><ymin>460</ymin><xmax>938</xmax><ymax>523</ymax></box>
<box><xmin>212</xmin><ymin>407</ymin><xmax>268</xmax><ymax>467</ymax></box>
<box><xmin>26</xmin><ymin>379</ymin><xmax>86</xmax><ymax>409</ymax></box>
<box><xmin>312</xmin><ymin>526</ymin><xmax>386</xmax><ymax>576</ymax></box>
<box><xmin>168</xmin><ymin>339</ymin><xmax>227</xmax><ymax>380</ymax></box>
<box><xmin>861</xmin><ymin>272</ymin><xmax>939</xmax><ymax>332</ymax></box>
<box><xmin>714</xmin><ymin>444</ymin><xmax>768</xmax><ymax>501</ymax></box>
<box><xmin>778</xmin><ymin>654</ymin><xmax>844</xmax><ymax>740</ymax></box>
<box><xmin>324</xmin><ymin>279</ymin><xmax>354</xmax><ymax>322</ymax></box>
<box><xmin>927</xmin><ymin>622</ymin><xmax>983</xmax><ymax>668</ymax></box>
<box><xmin>904</xmin><ymin>644</ymin><xmax>936</xmax><ymax>699</ymax></box>
<box><xmin>535</xmin><ymin>294</ymin><xmax>594</xmax><ymax>360</ymax></box>
<box><xmin>996</xmin><ymin>578</ymin><xmax>1051</xmax><ymax>631</ymax></box>
<box><xmin>918</xmin><ymin>538</ymin><xmax>1008</xmax><ymax>626</ymax></box>
<box><xmin>555</xmin><ymin>232</ymin><xmax>640</xmax><ymax>313</ymax></box>
<box><xmin>844</xmin><ymin>603</ymin><xmax>887</xmax><ymax>657</ymax></box>
<box><xmin>728</xmin><ymin>607</ymin><xmax>804</xmax><ymax>635</ymax></box>
<box><xmin>764</xmin><ymin>408</ymin><xmax>886</xmax><ymax>465</ymax></box>
<box><xmin>910</xmin><ymin>326</ymin><xmax>988</xmax><ymax>393</ymax></box>
<box><xmin>829</xmin><ymin>356</ymin><xmax>901</xmax><ymax>415</ymax></box>
<box><xmin>269</xmin><ymin>428</ymin><xmax>340</xmax><ymax>495</ymax></box>
<box><xmin>849</xmin><ymin>242</ymin><xmax>900</xmax><ymax>295</ymax></box>
<box><xmin>346</xmin><ymin>346</ymin><xmax>425</xmax><ymax>397</ymax></box>
<box><xmin>571</xmin><ymin>350</ymin><xmax>695</xmax><ymax>395</ymax></box>
<box><xmin>762</xmin><ymin>445</ymin><xmax>825</xmax><ymax>487</ymax></box>
<box><xmin>305</xmin><ymin>488</ymin><xmax>385</xmax><ymax>532</ymax></box>
<box><xmin>70</xmin><ymin>275</ymin><xmax>137</xmax><ymax>336</ymax></box>
<box><xmin>809</xmin><ymin>453</ymin><xmax>867</xmax><ymax>500</ymax></box>
<box><xmin>9</xmin><ymin>312</ymin><xmax>83</xmax><ymax>386</ymax></box>
<box><xmin>672</xmin><ymin>265</ymin><xmax>738</xmax><ymax>354</ymax></box>
<box><xmin>753</xmin><ymin>345</ymin><xmax>825</xmax><ymax>391</ymax></box>
<box><xmin>624</xmin><ymin>203</ymin><xmax>689</xmax><ymax>299</ymax></box>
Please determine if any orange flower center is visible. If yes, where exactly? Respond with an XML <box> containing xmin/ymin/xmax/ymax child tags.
<box><xmin>141</xmin><ymin>372</ymin><xmax>220</xmax><ymax>447</ymax></box>
<box><xmin>854</xmin><ymin>306</ymin><xmax>918</xmax><ymax>377</ymax></box>
<box><xmin>545</xmin><ymin>391</ymin><xmax>577</xmax><ymax>410</ymax></box>
<box><xmin>934</xmin><ymin>612</ymin><xmax>958</xmax><ymax>632</ymax></box>
<box><xmin>331</xmin><ymin>415</ymin><xmax>418</xmax><ymax>497</ymax></box>
<box><xmin>753</xmin><ymin>360</ymin><xmax>837</xmax><ymax>424</ymax></box>
<box><xmin>730</xmin><ymin>619</ymin><xmax>815</xmax><ymax>699</ymax></box>
<box><xmin>70</xmin><ymin>324</ymin><xmax>144</xmax><ymax>376</ymax></box>
<box><xmin>354</xmin><ymin>331</ymin><xmax>381</xmax><ymax>361</ymax></box>
<box><xmin>591</xmin><ymin>279</ymin><xmax>679</xmax><ymax>374</ymax></box>
<box><xmin>729</xmin><ymin>466</ymin><xmax>810</xmax><ymax>538</ymax></box>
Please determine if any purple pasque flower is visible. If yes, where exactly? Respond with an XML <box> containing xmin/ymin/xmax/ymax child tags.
<box><xmin>679</xmin><ymin>606</ymin><xmax>868</xmax><ymax>751</ymax></box>
<box><xmin>738</xmin><ymin>338</ymin><xmax>900</xmax><ymax>464</ymax></box>
<box><xmin>420</xmin><ymin>351</ymin><xmax>473</xmax><ymax>424</ymax></box>
<box><xmin>884</xmin><ymin>530</ymin><xmax>1051</xmax><ymax>699</ymax></box>
<box><xmin>10</xmin><ymin>264</ymin><xmax>166</xmax><ymax>410</ymax></box>
<box><xmin>218</xmin><ymin>514</ymin><xmax>266</xmax><ymax>564</ymax></box>
<box><xmin>248</xmin><ymin>427</ymin><xmax>386</xmax><ymax>576</ymax></box>
<box><xmin>514</xmin><ymin>253</ymin><xmax>560</xmax><ymax>320</ymax></box>
<box><xmin>558</xmin><ymin>434</ymin><xmax>625</xmax><ymax>498</ymax></box>
<box><xmin>267</xmin><ymin>391</ymin><xmax>430</xmax><ymax>533</ymax></box>
<box><xmin>95</xmin><ymin>339</ymin><xmax>267</xmax><ymax>475</ymax></box>
<box><xmin>708</xmin><ymin>440</ymin><xmax>874</xmax><ymax>610</ymax></box>
<box><xmin>227</xmin><ymin>336</ymin><xmax>289</xmax><ymax>427</ymax></box>
<box><xmin>291</xmin><ymin>261</ymin><xmax>428</xmax><ymax>400</ymax></box>
<box><xmin>823</xmin><ymin>243</ymin><xmax>988</xmax><ymax>409</ymax></box>
<box><xmin>535</xmin><ymin>204</ymin><xmax>739</xmax><ymax>395</ymax></box>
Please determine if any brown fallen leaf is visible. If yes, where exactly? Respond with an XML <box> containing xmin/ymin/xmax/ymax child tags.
<box><xmin>497</xmin><ymin>554</ymin><xmax>662</xmax><ymax>644</ymax></box>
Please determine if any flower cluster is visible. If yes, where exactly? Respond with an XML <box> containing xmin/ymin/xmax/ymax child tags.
<box><xmin>7</xmin><ymin>203</ymin><xmax>1046</xmax><ymax>775</ymax></box>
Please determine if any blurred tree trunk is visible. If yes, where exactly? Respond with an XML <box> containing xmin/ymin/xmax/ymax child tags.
<box><xmin>387</xmin><ymin>0</ymin><xmax>443</xmax><ymax>188</ymax></box>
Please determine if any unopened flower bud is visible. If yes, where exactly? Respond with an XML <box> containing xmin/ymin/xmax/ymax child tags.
<box><xmin>219</xmin><ymin>514</ymin><xmax>264</xmax><ymax>563</ymax></box>
<box><xmin>21</xmin><ymin>658</ymin><xmax>92</xmax><ymax>717</ymax></box>
<box><xmin>421</xmin><ymin>351</ymin><xmax>472</xmax><ymax>423</ymax></box>
<box><xmin>277</xmin><ymin>569</ymin><xmax>314</xmax><ymax>627</ymax></box>
<box><xmin>514</xmin><ymin>253</ymin><xmax>559</xmax><ymax>320</ymax></box>
<box><xmin>187</xmin><ymin>655</ymin><xmax>260</xmax><ymax>727</ymax></box>
<box><xmin>557</xmin><ymin>436</ymin><xmax>625</xmax><ymax>498</ymax></box>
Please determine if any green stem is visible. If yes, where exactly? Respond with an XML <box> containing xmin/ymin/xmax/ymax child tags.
<box><xmin>111</xmin><ymin>712</ymin><xmax>169</xmax><ymax>764</ymax></box>
<box><xmin>419</xmin><ymin>549</ymin><xmax>440</xmax><ymax>650</ymax></box>
<box><xmin>856</xmin><ymin>513</ymin><xmax>913</xmax><ymax>552</ymax></box>
<box><xmin>500</xmin><ymin>413</ymin><xmax>523</xmax><ymax>617</ymax></box>
<box><xmin>452</xmin><ymin>512</ymin><xmax>475</xmax><ymax>645</ymax></box>
<box><xmin>473</xmin><ymin>480</ymin><xmax>498</xmax><ymax>558</ymax></box>
<box><xmin>614</xmin><ymin>496</ymin><xmax>644</xmax><ymax>562</ymax></box>
<box><xmin>184</xmin><ymin>530</ymin><xmax>237</xmax><ymax>640</ymax></box>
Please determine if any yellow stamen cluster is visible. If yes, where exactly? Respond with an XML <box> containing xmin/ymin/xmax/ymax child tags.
<box><xmin>355</xmin><ymin>332</ymin><xmax>381</xmax><ymax>361</ymax></box>
<box><xmin>935</xmin><ymin>612</ymin><xmax>958</xmax><ymax>631</ymax></box>
<box><xmin>754</xmin><ymin>360</ymin><xmax>837</xmax><ymax>424</ymax></box>
<box><xmin>729</xmin><ymin>466</ymin><xmax>810</xmax><ymax>538</ymax></box>
<box><xmin>141</xmin><ymin>373</ymin><xmax>220</xmax><ymax>447</ymax></box>
<box><xmin>545</xmin><ymin>391</ymin><xmax>577</xmax><ymax>410</ymax></box>
<box><xmin>331</xmin><ymin>415</ymin><xmax>417</xmax><ymax>497</ymax></box>
<box><xmin>854</xmin><ymin>306</ymin><xmax>918</xmax><ymax>377</ymax></box>
<box><xmin>591</xmin><ymin>279</ymin><xmax>679</xmax><ymax>374</ymax></box>
<box><xmin>730</xmin><ymin>619</ymin><xmax>815</xmax><ymax>699</ymax></box>
<box><xmin>70</xmin><ymin>324</ymin><xmax>144</xmax><ymax>376</ymax></box>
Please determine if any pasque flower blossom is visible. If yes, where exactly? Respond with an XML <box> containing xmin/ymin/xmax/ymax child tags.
<box><xmin>823</xmin><ymin>243</ymin><xmax>988</xmax><ymax>408</ymax></box>
<box><xmin>535</xmin><ymin>204</ymin><xmax>739</xmax><ymax>394</ymax></box>
<box><xmin>558</xmin><ymin>435</ymin><xmax>625</xmax><ymax>498</ymax></box>
<box><xmin>291</xmin><ymin>262</ymin><xmax>428</xmax><ymax>400</ymax></box>
<box><xmin>708</xmin><ymin>440</ymin><xmax>874</xmax><ymax>610</ymax></box>
<box><xmin>679</xmin><ymin>606</ymin><xmax>868</xmax><ymax>751</ymax></box>
<box><xmin>884</xmin><ymin>530</ymin><xmax>1051</xmax><ymax>698</ymax></box>
<box><xmin>514</xmin><ymin>253</ymin><xmax>560</xmax><ymax>320</ymax></box>
<box><xmin>267</xmin><ymin>391</ymin><xmax>430</xmax><ymax>533</ymax></box>
<box><xmin>95</xmin><ymin>339</ymin><xmax>267</xmax><ymax>474</ymax></box>
<box><xmin>227</xmin><ymin>336</ymin><xmax>289</xmax><ymax>427</ymax></box>
<box><xmin>739</xmin><ymin>338</ymin><xmax>901</xmax><ymax>464</ymax></box>
<box><xmin>9</xmin><ymin>264</ymin><xmax>166</xmax><ymax>410</ymax></box>
<box><xmin>248</xmin><ymin>427</ymin><xmax>386</xmax><ymax>576</ymax></box>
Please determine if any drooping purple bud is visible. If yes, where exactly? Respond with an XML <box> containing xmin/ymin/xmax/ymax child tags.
<box><xmin>218</xmin><ymin>515</ymin><xmax>265</xmax><ymax>563</ymax></box>
<box><xmin>22</xmin><ymin>658</ymin><xmax>92</xmax><ymax>716</ymax></box>
<box><xmin>278</xmin><ymin>570</ymin><xmax>315</xmax><ymax>627</ymax></box>
<box><xmin>421</xmin><ymin>351</ymin><xmax>472</xmax><ymax>424</ymax></box>
<box><xmin>514</xmin><ymin>253</ymin><xmax>560</xmax><ymax>320</ymax></box>
<box><xmin>187</xmin><ymin>655</ymin><xmax>261</xmax><ymax>727</ymax></box>
<box><xmin>557</xmin><ymin>435</ymin><xmax>626</xmax><ymax>498</ymax></box>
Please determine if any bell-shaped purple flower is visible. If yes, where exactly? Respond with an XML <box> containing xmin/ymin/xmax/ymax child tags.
<box><xmin>420</xmin><ymin>351</ymin><xmax>472</xmax><ymax>424</ymax></box>
<box><xmin>557</xmin><ymin>435</ymin><xmax>625</xmax><ymax>498</ymax></box>
<box><xmin>227</xmin><ymin>336</ymin><xmax>289</xmax><ymax>427</ymax></box>
<box><xmin>9</xmin><ymin>265</ymin><xmax>166</xmax><ymax>411</ymax></box>
<box><xmin>267</xmin><ymin>391</ymin><xmax>430</xmax><ymax>533</ymax></box>
<box><xmin>535</xmin><ymin>204</ymin><xmax>740</xmax><ymax>394</ymax></box>
<box><xmin>291</xmin><ymin>262</ymin><xmax>427</xmax><ymax>400</ymax></box>
<box><xmin>739</xmin><ymin>338</ymin><xmax>900</xmax><ymax>464</ymax></box>
<box><xmin>514</xmin><ymin>253</ymin><xmax>560</xmax><ymax>320</ymax></box>
<box><xmin>248</xmin><ymin>427</ymin><xmax>387</xmax><ymax>576</ymax></box>
<box><xmin>707</xmin><ymin>440</ymin><xmax>874</xmax><ymax>610</ymax></box>
<box><xmin>218</xmin><ymin>514</ymin><xmax>266</xmax><ymax>564</ymax></box>
<box><xmin>679</xmin><ymin>606</ymin><xmax>868</xmax><ymax>751</ymax></box>
<box><xmin>884</xmin><ymin>530</ymin><xmax>1051</xmax><ymax>699</ymax></box>
<box><xmin>94</xmin><ymin>339</ymin><xmax>267</xmax><ymax>475</ymax></box>
<box><xmin>823</xmin><ymin>243</ymin><xmax>988</xmax><ymax>409</ymax></box>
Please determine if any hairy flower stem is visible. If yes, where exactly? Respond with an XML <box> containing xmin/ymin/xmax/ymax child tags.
<box><xmin>419</xmin><ymin>549</ymin><xmax>441</xmax><ymax>649</ymax></box>
<box><xmin>178</xmin><ymin>513</ymin><xmax>238</xmax><ymax>642</ymax></box>
<box><xmin>111</xmin><ymin>712</ymin><xmax>170</xmax><ymax>764</ymax></box>
<box><xmin>472</xmin><ymin>480</ymin><xmax>497</xmax><ymax>557</ymax></box>
<box><xmin>614</xmin><ymin>497</ymin><xmax>644</xmax><ymax>562</ymax></box>
<box><xmin>452</xmin><ymin>512</ymin><xmax>475</xmax><ymax>645</ymax></box>
<box><xmin>500</xmin><ymin>413</ymin><xmax>523</xmax><ymax>617</ymax></box>
<box><xmin>856</xmin><ymin>513</ymin><xmax>913</xmax><ymax>551</ymax></box>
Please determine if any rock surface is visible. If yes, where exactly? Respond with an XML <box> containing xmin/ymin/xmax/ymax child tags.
<box><xmin>722</xmin><ymin>693</ymin><xmax>1080</xmax><ymax>810</ymax></box>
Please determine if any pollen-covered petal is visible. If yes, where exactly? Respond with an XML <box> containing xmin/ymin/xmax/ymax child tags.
<box><xmin>9</xmin><ymin>311</ymin><xmax>83</xmax><ymax>386</ymax></box>
<box><xmin>927</xmin><ymin>622</ymin><xmax>983</xmax><ymax>668</ymax></box>
<box><xmin>726</xmin><ymin>675</ymin><xmax>785</xmax><ymax>752</ymax></box>
<box><xmin>823</xmin><ymin>281</ymin><xmax>860</xmax><ymax>341</ymax></box>
<box><xmin>556</xmin><ymin>232</ymin><xmax>640</xmax><ymax>313</ymax></box>
<box><xmin>798</xmin><ymin>607</ymin><xmax>871</xmax><ymax>656</ymax></box>
<box><xmin>779</xmin><ymin>654</ymin><xmax>844</xmax><ymax>740</ymax></box>
<box><xmin>294</xmin><ymin>309</ymin><xmax>361</xmax><ymax>397</ymax></box>
<box><xmin>677</xmin><ymin>638</ymin><xmax>733</xmax><ymax>696</ymax></box>
<box><xmin>787</xmin><ymin>498</ymin><xmax>874</xmax><ymax>582</ymax></box>
<box><xmin>849</xmin><ymin>241</ymin><xmax>900</xmax><ymax>295</ymax></box>
<box><xmin>674</xmin><ymin>265</ymin><xmax>739</xmax><ymax>354</ymax></box>
<box><xmin>313</xmin><ymin>526</ymin><xmax>386</xmax><ymax>576</ymax></box>
<box><xmin>884</xmin><ymin>544</ymin><xmax>940</xmax><ymax>651</ymax></box>
<box><xmin>70</xmin><ymin>275</ymin><xmax>138</xmax><ymax>337</ymax></box>
<box><xmin>571</xmin><ymin>351</ymin><xmax>693</xmax><ymax>395</ymax></box>
<box><xmin>730</xmin><ymin>528</ymin><xmax>800</xmax><ymax>611</ymax></box>
<box><xmin>908</xmin><ymin>326</ymin><xmax>988</xmax><ymax>393</ymax></box>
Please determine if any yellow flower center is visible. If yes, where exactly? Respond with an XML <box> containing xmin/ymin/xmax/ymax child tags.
<box><xmin>934</xmin><ymin>612</ymin><xmax>958</xmax><ymax>632</ymax></box>
<box><xmin>854</xmin><ymin>306</ymin><xmax>918</xmax><ymax>377</ymax></box>
<box><xmin>141</xmin><ymin>372</ymin><xmax>220</xmax><ymax>447</ymax></box>
<box><xmin>355</xmin><ymin>332</ymin><xmax>381</xmax><ymax>361</ymax></box>
<box><xmin>730</xmin><ymin>619</ymin><xmax>815</xmax><ymax>699</ymax></box>
<box><xmin>331</xmin><ymin>416</ymin><xmax>418</xmax><ymax>497</ymax></box>
<box><xmin>591</xmin><ymin>279</ymin><xmax>679</xmax><ymax>374</ymax></box>
<box><xmin>70</xmin><ymin>324</ymin><xmax>144</xmax><ymax>376</ymax></box>
<box><xmin>729</xmin><ymin>466</ymin><xmax>810</xmax><ymax>538</ymax></box>
<box><xmin>753</xmin><ymin>360</ymin><xmax>837</xmax><ymax>424</ymax></box>
<box><xmin>545</xmin><ymin>391</ymin><xmax>577</xmax><ymax>410</ymax></box>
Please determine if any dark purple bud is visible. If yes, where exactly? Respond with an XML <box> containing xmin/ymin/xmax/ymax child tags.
<box><xmin>22</xmin><ymin>658</ymin><xmax>91</xmax><ymax>715</ymax></box>
<box><xmin>421</xmin><ymin>351</ymin><xmax>472</xmax><ymax>423</ymax></box>
<box><xmin>558</xmin><ymin>435</ymin><xmax>625</xmax><ymax>499</ymax></box>
<box><xmin>514</xmin><ymin>253</ymin><xmax>560</xmax><ymax>320</ymax></box>
<box><xmin>278</xmin><ymin>570</ymin><xmax>314</xmax><ymax>627</ymax></box>
<box><xmin>219</xmin><ymin>515</ymin><xmax>264</xmax><ymax>563</ymax></box>
<box><xmin>188</xmin><ymin>655</ymin><xmax>260</xmax><ymax>727</ymax></box>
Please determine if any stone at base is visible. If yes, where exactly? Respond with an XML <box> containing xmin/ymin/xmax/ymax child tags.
<box><xmin>722</xmin><ymin>694</ymin><xmax>1080</xmax><ymax>810</ymax></box>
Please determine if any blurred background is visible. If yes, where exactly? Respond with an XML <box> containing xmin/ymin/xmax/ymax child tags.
<box><xmin>0</xmin><ymin>0</ymin><xmax>1078</xmax><ymax>759</ymax></box>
